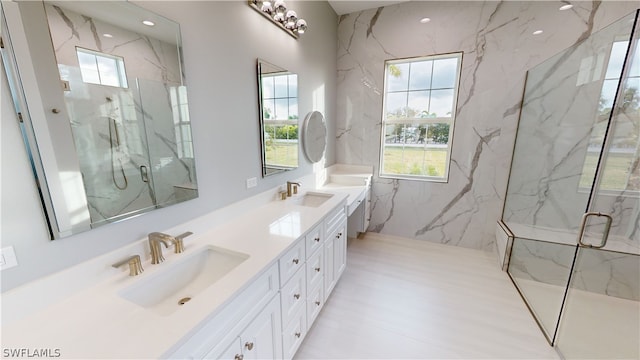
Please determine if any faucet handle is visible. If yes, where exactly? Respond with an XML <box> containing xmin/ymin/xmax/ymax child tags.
<box><xmin>112</xmin><ymin>255</ymin><xmax>144</xmax><ymax>276</ymax></box>
<box><xmin>173</xmin><ymin>232</ymin><xmax>193</xmax><ymax>253</ymax></box>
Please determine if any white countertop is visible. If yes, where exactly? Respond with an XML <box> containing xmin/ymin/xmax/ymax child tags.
<box><xmin>1</xmin><ymin>190</ymin><xmax>347</xmax><ymax>359</ymax></box>
<box><xmin>318</xmin><ymin>164</ymin><xmax>373</xmax><ymax>215</ymax></box>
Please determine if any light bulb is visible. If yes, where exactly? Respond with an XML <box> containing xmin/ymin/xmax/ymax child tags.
<box><xmin>285</xmin><ymin>10</ymin><xmax>297</xmax><ymax>29</ymax></box>
<box><xmin>295</xmin><ymin>19</ymin><xmax>307</xmax><ymax>34</ymax></box>
<box><xmin>142</xmin><ymin>20</ymin><xmax>155</xmax><ymax>26</ymax></box>
<box><xmin>559</xmin><ymin>4</ymin><xmax>573</xmax><ymax>10</ymax></box>
<box><xmin>273</xmin><ymin>13</ymin><xmax>285</xmax><ymax>23</ymax></box>
<box><xmin>261</xmin><ymin>1</ymin><xmax>273</xmax><ymax>13</ymax></box>
<box><xmin>274</xmin><ymin>0</ymin><xmax>286</xmax><ymax>15</ymax></box>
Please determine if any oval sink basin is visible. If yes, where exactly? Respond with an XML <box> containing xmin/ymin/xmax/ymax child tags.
<box><xmin>119</xmin><ymin>246</ymin><xmax>249</xmax><ymax>316</ymax></box>
<box><xmin>292</xmin><ymin>192</ymin><xmax>333</xmax><ymax>207</ymax></box>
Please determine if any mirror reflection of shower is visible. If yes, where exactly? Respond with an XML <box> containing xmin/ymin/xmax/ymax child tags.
<box><xmin>106</xmin><ymin>97</ymin><xmax>128</xmax><ymax>191</ymax></box>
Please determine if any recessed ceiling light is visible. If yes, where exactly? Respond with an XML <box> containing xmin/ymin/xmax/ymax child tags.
<box><xmin>532</xmin><ymin>30</ymin><xmax>544</xmax><ymax>35</ymax></box>
<box><xmin>103</xmin><ymin>33</ymin><xmax>113</xmax><ymax>38</ymax></box>
<box><xmin>559</xmin><ymin>4</ymin><xmax>573</xmax><ymax>11</ymax></box>
<box><xmin>419</xmin><ymin>17</ymin><xmax>431</xmax><ymax>24</ymax></box>
<box><xmin>142</xmin><ymin>20</ymin><xmax>155</xmax><ymax>26</ymax></box>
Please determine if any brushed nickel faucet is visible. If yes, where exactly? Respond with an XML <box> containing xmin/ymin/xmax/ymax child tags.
<box><xmin>148</xmin><ymin>231</ymin><xmax>194</xmax><ymax>264</ymax></box>
<box><xmin>149</xmin><ymin>232</ymin><xmax>172</xmax><ymax>264</ymax></box>
<box><xmin>286</xmin><ymin>181</ymin><xmax>301</xmax><ymax>197</ymax></box>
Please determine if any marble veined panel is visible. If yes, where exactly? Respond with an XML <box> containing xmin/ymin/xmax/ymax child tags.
<box><xmin>336</xmin><ymin>1</ymin><xmax>639</xmax><ymax>252</ymax></box>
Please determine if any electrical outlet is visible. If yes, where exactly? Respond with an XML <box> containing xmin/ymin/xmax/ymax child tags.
<box><xmin>246</xmin><ymin>177</ymin><xmax>257</xmax><ymax>189</ymax></box>
<box><xmin>0</xmin><ymin>246</ymin><xmax>18</xmax><ymax>270</ymax></box>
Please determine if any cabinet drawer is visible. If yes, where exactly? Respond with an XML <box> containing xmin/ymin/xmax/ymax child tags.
<box><xmin>325</xmin><ymin>204</ymin><xmax>346</xmax><ymax>236</ymax></box>
<box><xmin>347</xmin><ymin>189</ymin><xmax>366</xmax><ymax>216</ymax></box>
<box><xmin>280</xmin><ymin>267</ymin><xmax>306</xmax><ymax>327</ymax></box>
<box><xmin>305</xmin><ymin>223</ymin><xmax>323</xmax><ymax>258</ymax></box>
<box><xmin>279</xmin><ymin>240</ymin><xmax>305</xmax><ymax>285</ymax></box>
<box><xmin>305</xmin><ymin>248</ymin><xmax>323</xmax><ymax>291</ymax></box>
<box><xmin>282</xmin><ymin>306</ymin><xmax>307</xmax><ymax>360</ymax></box>
<box><xmin>306</xmin><ymin>281</ymin><xmax>324</xmax><ymax>328</ymax></box>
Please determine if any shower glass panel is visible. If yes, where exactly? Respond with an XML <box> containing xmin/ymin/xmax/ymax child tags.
<box><xmin>556</xmin><ymin>17</ymin><xmax>640</xmax><ymax>358</ymax></box>
<box><xmin>503</xmin><ymin>9</ymin><xmax>639</xmax><ymax>357</ymax></box>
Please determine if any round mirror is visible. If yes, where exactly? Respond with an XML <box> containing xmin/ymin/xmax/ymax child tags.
<box><xmin>302</xmin><ymin>111</ymin><xmax>327</xmax><ymax>163</ymax></box>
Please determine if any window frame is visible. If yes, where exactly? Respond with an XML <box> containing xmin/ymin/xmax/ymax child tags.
<box><xmin>75</xmin><ymin>47</ymin><xmax>128</xmax><ymax>88</ymax></box>
<box><xmin>378</xmin><ymin>52</ymin><xmax>463</xmax><ymax>182</ymax></box>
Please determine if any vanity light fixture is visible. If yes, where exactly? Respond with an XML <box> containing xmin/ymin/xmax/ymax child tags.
<box><xmin>559</xmin><ymin>4</ymin><xmax>573</xmax><ymax>11</ymax></box>
<box><xmin>248</xmin><ymin>0</ymin><xmax>308</xmax><ymax>39</ymax></box>
<box><xmin>419</xmin><ymin>17</ymin><xmax>431</xmax><ymax>23</ymax></box>
<box><xmin>142</xmin><ymin>20</ymin><xmax>155</xmax><ymax>26</ymax></box>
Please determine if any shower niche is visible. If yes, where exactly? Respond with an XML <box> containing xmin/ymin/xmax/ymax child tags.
<box><xmin>1</xmin><ymin>1</ymin><xmax>198</xmax><ymax>238</ymax></box>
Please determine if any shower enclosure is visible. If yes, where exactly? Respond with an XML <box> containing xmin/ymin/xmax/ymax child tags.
<box><xmin>501</xmin><ymin>10</ymin><xmax>639</xmax><ymax>359</ymax></box>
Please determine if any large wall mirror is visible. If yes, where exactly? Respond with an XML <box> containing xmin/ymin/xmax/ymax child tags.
<box><xmin>1</xmin><ymin>1</ymin><xmax>198</xmax><ymax>239</ymax></box>
<box><xmin>257</xmin><ymin>59</ymin><xmax>299</xmax><ymax>177</ymax></box>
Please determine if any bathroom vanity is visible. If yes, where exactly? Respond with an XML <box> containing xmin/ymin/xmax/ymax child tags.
<box><xmin>1</xmin><ymin>186</ymin><xmax>348</xmax><ymax>359</ymax></box>
<box><xmin>319</xmin><ymin>164</ymin><xmax>373</xmax><ymax>238</ymax></box>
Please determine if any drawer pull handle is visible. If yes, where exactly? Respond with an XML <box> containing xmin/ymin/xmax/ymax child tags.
<box><xmin>315</xmin><ymin>301</ymin><xmax>321</xmax><ymax>306</ymax></box>
<box><xmin>292</xmin><ymin>258</ymin><xmax>299</xmax><ymax>264</ymax></box>
<box><xmin>245</xmin><ymin>342</ymin><xmax>254</xmax><ymax>351</ymax></box>
<box><xmin>315</xmin><ymin>267</ymin><xmax>321</xmax><ymax>272</ymax></box>
<box><xmin>234</xmin><ymin>355</ymin><xmax>243</xmax><ymax>360</ymax></box>
<box><xmin>294</xmin><ymin>293</ymin><xmax>300</xmax><ymax>299</ymax></box>
<box><xmin>295</xmin><ymin>332</ymin><xmax>301</xmax><ymax>338</ymax></box>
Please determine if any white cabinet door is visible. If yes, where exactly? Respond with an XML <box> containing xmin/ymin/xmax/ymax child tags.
<box><xmin>324</xmin><ymin>220</ymin><xmax>347</xmax><ymax>300</ymax></box>
<box><xmin>334</xmin><ymin>221</ymin><xmax>347</xmax><ymax>279</ymax></box>
<box><xmin>324</xmin><ymin>231</ymin><xmax>336</xmax><ymax>299</ymax></box>
<box><xmin>239</xmin><ymin>295</ymin><xmax>283</xmax><ymax>360</ymax></box>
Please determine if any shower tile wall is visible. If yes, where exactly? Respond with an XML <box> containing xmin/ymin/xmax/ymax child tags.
<box><xmin>44</xmin><ymin>4</ymin><xmax>195</xmax><ymax>224</ymax></box>
<box><xmin>336</xmin><ymin>1</ymin><xmax>638</xmax><ymax>251</ymax></box>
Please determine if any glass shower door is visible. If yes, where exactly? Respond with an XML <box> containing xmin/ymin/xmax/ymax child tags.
<box><xmin>555</xmin><ymin>19</ymin><xmax>640</xmax><ymax>358</ymax></box>
<box><xmin>504</xmin><ymin>10</ymin><xmax>638</xmax><ymax>344</ymax></box>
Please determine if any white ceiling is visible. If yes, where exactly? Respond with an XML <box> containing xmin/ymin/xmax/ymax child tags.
<box><xmin>327</xmin><ymin>1</ymin><xmax>409</xmax><ymax>15</ymax></box>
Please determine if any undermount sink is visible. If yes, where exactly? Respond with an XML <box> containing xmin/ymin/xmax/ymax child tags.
<box><xmin>119</xmin><ymin>246</ymin><xmax>249</xmax><ymax>316</ymax></box>
<box><xmin>292</xmin><ymin>192</ymin><xmax>334</xmax><ymax>207</ymax></box>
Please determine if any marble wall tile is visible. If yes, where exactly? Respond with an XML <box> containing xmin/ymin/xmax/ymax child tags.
<box><xmin>336</xmin><ymin>1</ymin><xmax>639</xmax><ymax>252</ymax></box>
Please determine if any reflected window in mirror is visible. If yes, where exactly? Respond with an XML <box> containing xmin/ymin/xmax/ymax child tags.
<box><xmin>258</xmin><ymin>59</ymin><xmax>299</xmax><ymax>176</ymax></box>
<box><xmin>76</xmin><ymin>48</ymin><xmax>128</xmax><ymax>88</ymax></box>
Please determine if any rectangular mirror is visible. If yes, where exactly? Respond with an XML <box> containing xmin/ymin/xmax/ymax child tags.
<box><xmin>1</xmin><ymin>1</ymin><xmax>198</xmax><ymax>238</ymax></box>
<box><xmin>257</xmin><ymin>59</ymin><xmax>299</xmax><ymax>176</ymax></box>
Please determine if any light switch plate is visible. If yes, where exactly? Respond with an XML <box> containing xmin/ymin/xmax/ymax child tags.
<box><xmin>246</xmin><ymin>177</ymin><xmax>257</xmax><ymax>189</ymax></box>
<box><xmin>0</xmin><ymin>246</ymin><xmax>18</xmax><ymax>270</ymax></box>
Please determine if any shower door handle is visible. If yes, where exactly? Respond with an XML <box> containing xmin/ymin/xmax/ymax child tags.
<box><xmin>577</xmin><ymin>212</ymin><xmax>613</xmax><ymax>249</ymax></box>
<box><xmin>140</xmin><ymin>165</ymin><xmax>149</xmax><ymax>183</ymax></box>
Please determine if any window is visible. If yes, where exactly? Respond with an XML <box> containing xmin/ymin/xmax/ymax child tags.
<box><xmin>76</xmin><ymin>47</ymin><xmax>128</xmax><ymax>88</ymax></box>
<box><xmin>379</xmin><ymin>53</ymin><xmax>462</xmax><ymax>181</ymax></box>
<box><xmin>261</xmin><ymin>72</ymin><xmax>298</xmax><ymax>168</ymax></box>
<box><xmin>170</xmin><ymin>86</ymin><xmax>194</xmax><ymax>159</ymax></box>
<box><xmin>579</xmin><ymin>40</ymin><xmax>640</xmax><ymax>192</ymax></box>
